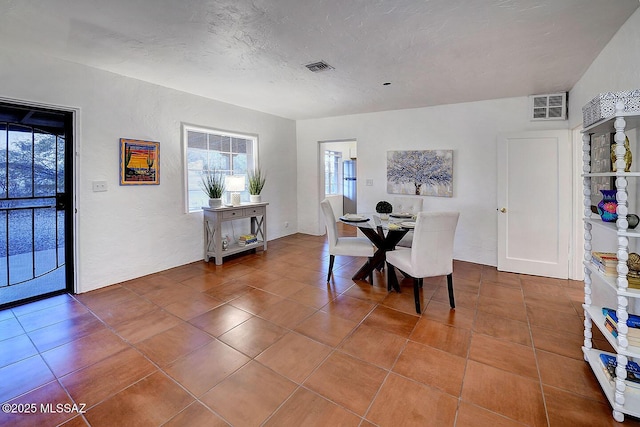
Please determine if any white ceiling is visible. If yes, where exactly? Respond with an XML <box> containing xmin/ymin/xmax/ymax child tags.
<box><xmin>1</xmin><ymin>0</ymin><xmax>638</xmax><ymax>120</ymax></box>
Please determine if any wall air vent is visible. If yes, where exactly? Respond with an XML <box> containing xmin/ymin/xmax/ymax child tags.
<box><xmin>305</xmin><ymin>60</ymin><xmax>334</xmax><ymax>72</ymax></box>
<box><xmin>529</xmin><ymin>93</ymin><xmax>567</xmax><ymax>121</ymax></box>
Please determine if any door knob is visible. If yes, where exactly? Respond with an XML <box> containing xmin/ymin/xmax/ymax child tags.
<box><xmin>500</xmin><ymin>208</ymin><xmax>507</xmax><ymax>213</ymax></box>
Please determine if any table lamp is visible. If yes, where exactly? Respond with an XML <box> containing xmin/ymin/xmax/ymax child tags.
<box><xmin>225</xmin><ymin>175</ymin><xmax>245</xmax><ymax>206</ymax></box>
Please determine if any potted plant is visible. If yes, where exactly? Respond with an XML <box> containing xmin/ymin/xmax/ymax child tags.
<box><xmin>247</xmin><ymin>167</ymin><xmax>266</xmax><ymax>203</ymax></box>
<box><xmin>201</xmin><ymin>171</ymin><xmax>225</xmax><ymax>207</ymax></box>
<box><xmin>376</xmin><ymin>200</ymin><xmax>393</xmax><ymax>220</ymax></box>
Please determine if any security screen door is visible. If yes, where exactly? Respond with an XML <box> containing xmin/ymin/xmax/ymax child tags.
<box><xmin>0</xmin><ymin>102</ymin><xmax>74</xmax><ymax>308</ymax></box>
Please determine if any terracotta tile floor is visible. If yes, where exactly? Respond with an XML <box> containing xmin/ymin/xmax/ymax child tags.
<box><xmin>2</xmin><ymin>225</ymin><xmax>640</xmax><ymax>426</ymax></box>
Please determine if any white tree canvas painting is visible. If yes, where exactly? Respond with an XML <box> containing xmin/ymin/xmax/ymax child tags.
<box><xmin>387</xmin><ymin>150</ymin><xmax>453</xmax><ymax>197</ymax></box>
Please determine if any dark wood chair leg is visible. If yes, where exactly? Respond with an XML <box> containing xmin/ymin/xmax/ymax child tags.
<box><xmin>413</xmin><ymin>278</ymin><xmax>421</xmax><ymax>314</ymax></box>
<box><xmin>368</xmin><ymin>257</ymin><xmax>374</xmax><ymax>285</ymax></box>
<box><xmin>386</xmin><ymin>262</ymin><xmax>400</xmax><ymax>292</ymax></box>
<box><xmin>447</xmin><ymin>273</ymin><xmax>455</xmax><ymax>308</ymax></box>
<box><xmin>327</xmin><ymin>255</ymin><xmax>335</xmax><ymax>283</ymax></box>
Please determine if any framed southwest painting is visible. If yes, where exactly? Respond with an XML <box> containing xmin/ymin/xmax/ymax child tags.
<box><xmin>119</xmin><ymin>138</ymin><xmax>160</xmax><ymax>185</ymax></box>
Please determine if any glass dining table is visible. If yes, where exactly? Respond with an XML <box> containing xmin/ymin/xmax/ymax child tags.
<box><xmin>338</xmin><ymin>213</ymin><xmax>416</xmax><ymax>289</ymax></box>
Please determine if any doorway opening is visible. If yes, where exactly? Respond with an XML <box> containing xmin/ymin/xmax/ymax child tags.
<box><xmin>319</xmin><ymin>139</ymin><xmax>357</xmax><ymax>218</ymax></box>
<box><xmin>0</xmin><ymin>101</ymin><xmax>75</xmax><ymax>309</ymax></box>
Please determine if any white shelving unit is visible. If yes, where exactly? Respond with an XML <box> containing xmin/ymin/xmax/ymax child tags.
<box><xmin>582</xmin><ymin>101</ymin><xmax>640</xmax><ymax>422</ymax></box>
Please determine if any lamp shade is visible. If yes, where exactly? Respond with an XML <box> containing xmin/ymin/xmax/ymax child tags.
<box><xmin>225</xmin><ymin>175</ymin><xmax>245</xmax><ymax>206</ymax></box>
<box><xmin>225</xmin><ymin>175</ymin><xmax>246</xmax><ymax>192</ymax></box>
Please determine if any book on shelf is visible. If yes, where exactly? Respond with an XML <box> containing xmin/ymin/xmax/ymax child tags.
<box><xmin>591</xmin><ymin>252</ymin><xmax>618</xmax><ymax>276</ymax></box>
<box><xmin>602</xmin><ymin>307</ymin><xmax>640</xmax><ymax>331</ymax></box>
<box><xmin>594</xmin><ymin>263</ymin><xmax>617</xmax><ymax>276</ymax></box>
<box><xmin>601</xmin><ymin>309</ymin><xmax>640</xmax><ymax>346</ymax></box>
<box><xmin>604</xmin><ymin>316</ymin><xmax>618</xmax><ymax>338</ymax></box>
<box><xmin>592</xmin><ymin>251</ymin><xmax>618</xmax><ymax>264</ymax></box>
<box><xmin>602</xmin><ymin>319</ymin><xmax>640</xmax><ymax>346</ymax></box>
<box><xmin>599</xmin><ymin>353</ymin><xmax>640</xmax><ymax>388</ymax></box>
<box><xmin>238</xmin><ymin>234</ymin><xmax>258</xmax><ymax>246</ymax></box>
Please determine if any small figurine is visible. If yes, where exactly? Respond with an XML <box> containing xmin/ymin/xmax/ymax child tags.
<box><xmin>628</xmin><ymin>252</ymin><xmax>640</xmax><ymax>272</ymax></box>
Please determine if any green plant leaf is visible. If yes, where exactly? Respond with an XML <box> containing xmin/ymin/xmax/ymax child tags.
<box><xmin>247</xmin><ymin>167</ymin><xmax>266</xmax><ymax>195</ymax></box>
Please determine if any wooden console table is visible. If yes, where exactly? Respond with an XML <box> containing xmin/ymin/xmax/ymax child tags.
<box><xmin>203</xmin><ymin>202</ymin><xmax>268</xmax><ymax>265</ymax></box>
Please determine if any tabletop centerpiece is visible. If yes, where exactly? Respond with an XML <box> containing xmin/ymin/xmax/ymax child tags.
<box><xmin>376</xmin><ymin>200</ymin><xmax>393</xmax><ymax>220</ymax></box>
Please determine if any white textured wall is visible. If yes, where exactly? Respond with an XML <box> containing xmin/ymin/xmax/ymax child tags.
<box><xmin>0</xmin><ymin>47</ymin><xmax>297</xmax><ymax>293</ymax></box>
<box><xmin>297</xmin><ymin>98</ymin><xmax>566</xmax><ymax>267</ymax></box>
<box><xmin>570</xmin><ymin>8</ymin><xmax>640</xmax><ymax>237</ymax></box>
<box><xmin>569</xmin><ymin>10</ymin><xmax>640</xmax><ymax>130</ymax></box>
<box><xmin>569</xmin><ymin>8</ymin><xmax>640</xmax><ymax>309</ymax></box>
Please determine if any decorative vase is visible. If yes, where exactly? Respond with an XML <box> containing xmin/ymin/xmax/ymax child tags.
<box><xmin>209</xmin><ymin>198</ymin><xmax>222</xmax><ymax>208</ymax></box>
<box><xmin>611</xmin><ymin>136</ymin><xmax>633</xmax><ymax>173</ymax></box>
<box><xmin>597</xmin><ymin>189</ymin><xmax>618</xmax><ymax>222</ymax></box>
<box><xmin>250</xmin><ymin>194</ymin><xmax>261</xmax><ymax>203</ymax></box>
<box><xmin>628</xmin><ymin>214</ymin><xmax>640</xmax><ymax>229</ymax></box>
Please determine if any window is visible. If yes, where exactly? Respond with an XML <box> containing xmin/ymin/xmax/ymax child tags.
<box><xmin>324</xmin><ymin>150</ymin><xmax>341</xmax><ymax>195</ymax></box>
<box><xmin>184</xmin><ymin>125</ymin><xmax>256</xmax><ymax>212</ymax></box>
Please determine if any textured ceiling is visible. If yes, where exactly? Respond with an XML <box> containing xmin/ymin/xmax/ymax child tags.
<box><xmin>1</xmin><ymin>0</ymin><xmax>638</xmax><ymax>120</ymax></box>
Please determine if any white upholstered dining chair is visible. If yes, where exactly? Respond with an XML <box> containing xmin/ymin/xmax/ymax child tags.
<box><xmin>320</xmin><ymin>199</ymin><xmax>375</xmax><ymax>283</ymax></box>
<box><xmin>392</xmin><ymin>197</ymin><xmax>423</xmax><ymax>215</ymax></box>
<box><xmin>392</xmin><ymin>197</ymin><xmax>424</xmax><ymax>248</ymax></box>
<box><xmin>386</xmin><ymin>211</ymin><xmax>459</xmax><ymax>314</ymax></box>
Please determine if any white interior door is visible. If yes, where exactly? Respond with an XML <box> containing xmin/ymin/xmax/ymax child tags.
<box><xmin>497</xmin><ymin>130</ymin><xmax>571</xmax><ymax>279</ymax></box>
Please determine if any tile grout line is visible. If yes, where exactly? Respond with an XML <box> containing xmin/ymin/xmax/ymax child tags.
<box><xmin>60</xmin><ymin>291</ymin><xmax>237</xmax><ymax>424</ymax></box>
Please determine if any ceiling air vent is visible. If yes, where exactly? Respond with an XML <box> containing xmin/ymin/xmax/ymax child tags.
<box><xmin>529</xmin><ymin>93</ymin><xmax>567</xmax><ymax>121</ymax></box>
<box><xmin>305</xmin><ymin>60</ymin><xmax>334</xmax><ymax>73</ymax></box>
